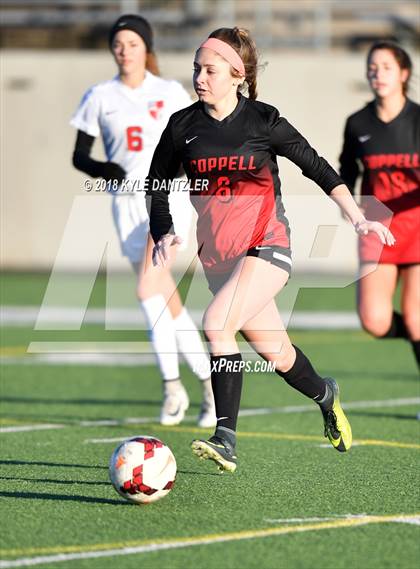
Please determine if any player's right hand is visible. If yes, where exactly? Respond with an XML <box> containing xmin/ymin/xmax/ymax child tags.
<box><xmin>103</xmin><ymin>162</ymin><xmax>126</xmax><ymax>183</ymax></box>
<box><xmin>355</xmin><ymin>220</ymin><xmax>396</xmax><ymax>246</ymax></box>
<box><xmin>152</xmin><ymin>234</ymin><xmax>183</xmax><ymax>267</ymax></box>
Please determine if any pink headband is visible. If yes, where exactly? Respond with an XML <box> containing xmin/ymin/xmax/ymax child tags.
<box><xmin>199</xmin><ymin>37</ymin><xmax>246</xmax><ymax>77</ymax></box>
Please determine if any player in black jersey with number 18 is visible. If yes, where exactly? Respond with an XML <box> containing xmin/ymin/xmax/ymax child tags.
<box><xmin>339</xmin><ymin>41</ymin><xmax>419</xmax><ymax>367</ymax></box>
<box><xmin>147</xmin><ymin>28</ymin><xmax>395</xmax><ymax>472</ymax></box>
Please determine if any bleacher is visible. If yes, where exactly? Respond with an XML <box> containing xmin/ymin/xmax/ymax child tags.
<box><xmin>0</xmin><ymin>0</ymin><xmax>419</xmax><ymax>50</ymax></box>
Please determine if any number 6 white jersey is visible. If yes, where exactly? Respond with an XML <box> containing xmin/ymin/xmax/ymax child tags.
<box><xmin>70</xmin><ymin>71</ymin><xmax>192</xmax><ymax>183</ymax></box>
<box><xmin>70</xmin><ymin>71</ymin><xmax>193</xmax><ymax>261</ymax></box>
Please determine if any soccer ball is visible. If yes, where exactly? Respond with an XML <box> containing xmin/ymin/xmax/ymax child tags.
<box><xmin>109</xmin><ymin>436</ymin><xmax>177</xmax><ymax>504</ymax></box>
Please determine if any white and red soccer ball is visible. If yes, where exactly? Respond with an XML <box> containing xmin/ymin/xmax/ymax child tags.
<box><xmin>109</xmin><ymin>436</ymin><xmax>176</xmax><ymax>504</ymax></box>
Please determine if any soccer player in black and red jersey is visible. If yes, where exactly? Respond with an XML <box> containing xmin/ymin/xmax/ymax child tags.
<box><xmin>147</xmin><ymin>27</ymin><xmax>395</xmax><ymax>472</ymax></box>
<box><xmin>339</xmin><ymin>41</ymin><xmax>419</xmax><ymax>367</ymax></box>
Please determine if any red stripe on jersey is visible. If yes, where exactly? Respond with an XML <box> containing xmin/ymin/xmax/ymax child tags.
<box><xmin>193</xmin><ymin>164</ymin><xmax>290</xmax><ymax>272</ymax></box>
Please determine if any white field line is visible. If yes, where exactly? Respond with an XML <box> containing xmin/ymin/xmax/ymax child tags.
<box><xmin>264</xmin><ymin>513</ymin><xmax>367</xmax><ymax>523</ymax></box>
<box><xmin>0</xmin><ymin>306</ymin><xmax>361</xmax><ymax>330</ymax></box>
<box><xmin>1</xmin><ymin>397</ymin><xmax>419</xmax><ymax>434</ymax></box>
<box><xmin>238</xmin><ymin>397</ymin><xmax>420</xmax><ymax>416</ymax></box>
<box><xmin>0</xmin><ymin>514</ymin><xmax>418</xmax><ymax>568</ymax></box>
<box><xmin>85</xmin><ymin>437</ymin><xmax>134</xmax><ymax>443</ymax></box>
<box><xmin>1</xmin><ymin>354</ymin><xmax>158</xmax><ymax>367</ymax></box>
<box><xmin>392</xmin><ymin>516</ymin><xmax>420</xmax><ymax>526</ymax></box>
<box><xmin>0</xmin><ymin>424</ymin><xmax>66</xmax><ymax>434</ymax></box>
<box><xmin>78</xmin><ymin>418</ymin><xmax>155</xmax><ymax>427</ymax></box>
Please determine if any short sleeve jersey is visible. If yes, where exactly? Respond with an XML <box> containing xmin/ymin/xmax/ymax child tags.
<box><xmin>70</xmin><ymin>71</ymin><xmax>192</xmax><ymax>182</ymax></box>
<box><xmin>148</xmin><ymin>95</ymin><xmax>343</xmax><ymax>272</ymax></box>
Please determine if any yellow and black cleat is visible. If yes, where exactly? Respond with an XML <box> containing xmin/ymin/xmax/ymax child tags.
<box><xmin>321</xmin><ymin>378</ymin><xmax>352</xmax><ymax>452</ymax></box>
<box><xmin>191</xmin><ymin>436</ymin><xmax>237</xmax><ymax>472</ymax></box>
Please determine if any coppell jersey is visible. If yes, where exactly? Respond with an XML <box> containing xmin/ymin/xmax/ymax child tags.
<box><xmin>70</xmin><ymin>71</ymin><xmax>192</xmax><ymax>183</ymax></box>
<box><xmin>147</xmin><ymin>95</ymin><xmax>343</xmax><ymax>274</ymax></box>
<box><xmin>340</xmin><ymin>98</ymin><xmax>420</xmax><ymax>264</ymax></box>
<box><xmin>340</xmin><ymin>99</ymin><xmax>419</xmax><ymax>207</ymax></box>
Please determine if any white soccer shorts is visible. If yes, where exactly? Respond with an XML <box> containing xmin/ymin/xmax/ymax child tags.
<box><xmin>111</xmin><ymin>189</ymin><xmax>192</xmax><ymax>263</ymax></box>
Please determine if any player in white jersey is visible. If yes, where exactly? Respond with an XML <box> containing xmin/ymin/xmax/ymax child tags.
<box><xmin>71</xmin><ymin>14</ymin><xmax>215</xmax><ymax>427</ymax></box>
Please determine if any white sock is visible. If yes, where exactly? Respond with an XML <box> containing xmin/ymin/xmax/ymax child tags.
<box><xmin>163</xmin><ymin>378</ymin><xmax>183</xmax><ymax>396</ymax></box>
<box><xmin>140</xmin><ymin>295</ymin><xmax>179</xmax><ymax>381</ymax></box>
<box><xmin>201</xmin><ymin>377</ymin><xmax>215</xmax><ymax>405</ymax></box>
<box><xmin>173</xmin><ymin>307</ymin><xmax>211</xmax><ymax>380</ymax></box>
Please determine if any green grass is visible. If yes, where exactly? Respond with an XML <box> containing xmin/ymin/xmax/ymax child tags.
<box><xmin>1</xmin><ymin>270</ymin><xmax>405</xmax><ymax>314</ymax></box>
<box><xmin>0</xmin><ymin>271</ymin><xmax>362</xmax><ymax>311</ymax></box>
<box><xmin>1</xmin><ymin>329</ymin><xmax>419</xmax><ymax>568</ymax></box>
<box><xmin>0</xmin><ymin>273</ymin><xmax>418</xmax><ymax>568</ymax></box>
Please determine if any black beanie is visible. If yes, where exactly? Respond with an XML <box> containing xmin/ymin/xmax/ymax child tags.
<box><xmin>109</xmin><ymin>14</ymin><xmax>153</xmax><ymax>52</ymax></box>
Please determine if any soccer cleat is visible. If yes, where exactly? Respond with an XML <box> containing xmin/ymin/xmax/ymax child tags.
<box><xmin>197</xmin><ymin>400</ymin><xmax>217</xmax><ymax>428</ymax></box>
<box><xmin>191</xmin><ymin>435</ymin><xmax>237</xmax><ymax>472</ymax></box>
<box><xmin>321</xmin><ymin>377</ymin><xmax>352</xmax><ymax>452</ymax></box>
<box><xmin>159</xmin><ymin>385</ymin><xmax>189</xmax><ymax>426</ymax></box>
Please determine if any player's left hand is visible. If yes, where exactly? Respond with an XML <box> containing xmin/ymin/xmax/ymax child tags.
<box><xmin>354</xmin><ymin>220</ymin><xmax>396</xmax><ymax>246</ymax></box>
<box><xmin>152</xmin><ymin>234</ymin><xmax>183</xmax><ymax>267</ymax></box>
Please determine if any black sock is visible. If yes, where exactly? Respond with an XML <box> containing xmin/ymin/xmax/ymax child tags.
<box><xmin>411</xmin><ymin>340</ymin><xmax>420</xmax><ymax>368</ymax></box>
<box><xmin>276</xmin><ymin>345</ymin><xmax>331</xmax><ymax>406</ymax></box>
<box><xmin>381</xmin><ymin>311</ymin><xmax>409</xmax><ymax>340</ymax></box>
<box><xmin>215</xmin><ymin>425</ymin><xmax>237</xmax><ymax>449</ymax></box>
<box><xmin>211</xmin><ymin>353</ymin><xmax>243</xmax><ymax>433</ymax></box>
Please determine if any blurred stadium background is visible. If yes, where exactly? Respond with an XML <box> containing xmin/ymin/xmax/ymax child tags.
<box><xmin>1</xmin><ymin>4</ymin><xmax>419</xmax><ymax>568</ymax></box>
<box><xmin>1</xmin><ymin>0</ymin><xmax>419</xmax><ymax>274</ymax></box>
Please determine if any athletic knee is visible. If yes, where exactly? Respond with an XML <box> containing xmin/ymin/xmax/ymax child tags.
<box><xmin>271</xmin><ymin>344</ymin><xmax>295</xmax><ymax>372</ymax></box>
<box><xmin>136</xmin><ymin>284</ymin><xmax>146</xmax><ymax>301</ymax></box>
<box><xmin>137</xmin><ymin>273</ymin><xmax>155</xmax><ymax>301</ymax></box>
<box><xmin>402</xmin><ymin>309</ymin><xmax>420</xmax><ymax>340</ymax></box>
<box><xmin>136</xmin><ymin>285</ymin><xmax>147</xmax><ymax>301</ymax></box>
<box><xmin>202</xmin><ymin>310</ymin><xmax>236</xmax><ymax>344</ymax></box>
<box><xmin>358</xmin><ymin>307</ymin><xmax>392</xmax><ymax>338</ymax></box>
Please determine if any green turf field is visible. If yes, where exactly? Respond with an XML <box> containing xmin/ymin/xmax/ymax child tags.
<box><xmin>0</xmin><ymin>270</ymin><xmax>366</xmax><ymax>310</ymax></box>
<box><xmin>0</xmin><ymin>273</ymin><xmax>419</xmax><ymax>569</ymax></box>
